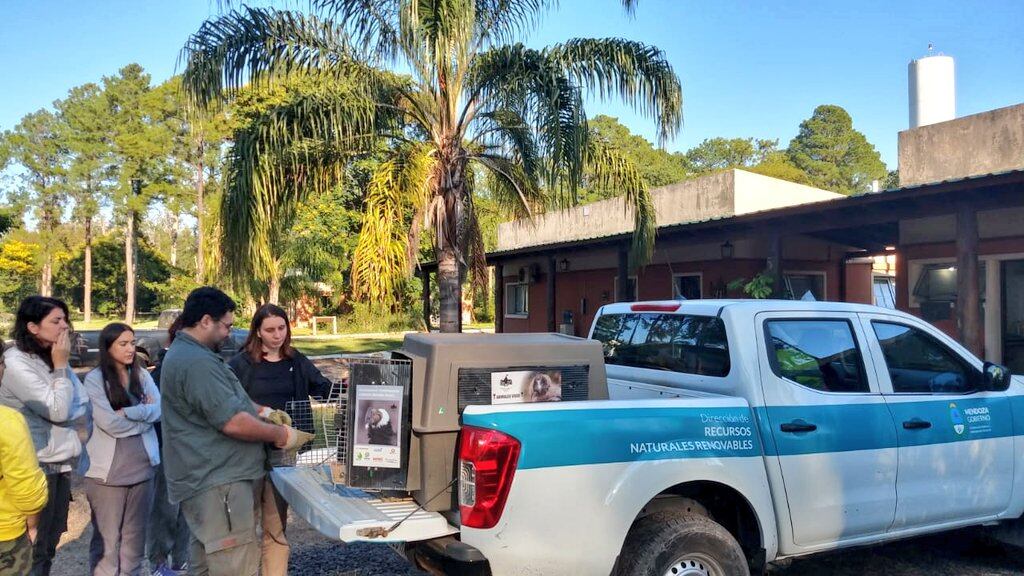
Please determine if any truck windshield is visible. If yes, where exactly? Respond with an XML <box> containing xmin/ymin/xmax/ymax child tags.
<box><xmin>591</xmin><ymin>313</ymin><xmax>730</xmax><ymax>377</ymax></box>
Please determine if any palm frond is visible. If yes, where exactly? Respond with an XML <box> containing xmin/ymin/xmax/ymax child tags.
<box><xmin>467</xmin><ymin>44</ymin><xmax>587</xmax><ymax>200</ymax></box>
<box><xmin>351</xmin><ymin>143</ymin><xmax>436</xmax><ymax>306</ymax></box>
<box><xmin>181</xmin><ymin>6</ymin><xmax>365</xmax><ymax>107</ymax></box>
<box><xmin>546</xmin><ymin>38</ymin><xmax>682</xmax><ymax>144</ymax></box>
<box><xmin>584</xmin><ymin>137</ymin><xmax>656</xmax><ymax>267</ymax></box>
<box><xmin>472</xmin><ymin>153</ymin><xmax>540</xmax><ymax>218</ymax></box>
<box><xmin>311</xmin><ymin>0</ymin><xmax>403</xmax><ymax>62</ymax></box>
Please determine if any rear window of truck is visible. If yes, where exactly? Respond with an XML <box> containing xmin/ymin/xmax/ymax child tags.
<box><xmin>591</xmin><ymin>313</ymin><xmax>730</xmax><ymax>377</ymax></box>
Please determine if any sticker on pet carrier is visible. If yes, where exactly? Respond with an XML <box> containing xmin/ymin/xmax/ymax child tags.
<box><xmin>352</xmin><ymin>384</ymin><xmax>404</xmax><ymax>469</ymax></box>
<box><xmin>490</xmin><ymin>370</ymin><xmax>563</xmax><ymax>405</ymax></box>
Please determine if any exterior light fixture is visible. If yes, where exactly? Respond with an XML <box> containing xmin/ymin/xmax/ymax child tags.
<box><xmin>559</xmin><ymin>258</ymin><xmax>570</xmax><ymax>272</ymax></box>
<box><xmin>720</xmin><ymin>241</ymin><xmax>734</xmax><ymax>259</ymax></box>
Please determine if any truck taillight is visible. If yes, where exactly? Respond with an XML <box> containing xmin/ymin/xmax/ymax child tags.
<box><xmin>458</xmin><ymin>425</ymin><xmax>521</xmax><ymax>529</ymax></box>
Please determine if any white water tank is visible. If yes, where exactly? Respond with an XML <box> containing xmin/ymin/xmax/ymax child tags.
<box><xmin>908</xmin><ymin>54</ymin><xmax>955</xmax><ymax>128</ymax></box>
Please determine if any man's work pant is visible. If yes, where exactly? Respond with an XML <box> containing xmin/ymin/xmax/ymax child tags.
<box><xmin>181</xmin><ymin>478</ymin><xmax>263</xmax><ymax>576</ymax></box>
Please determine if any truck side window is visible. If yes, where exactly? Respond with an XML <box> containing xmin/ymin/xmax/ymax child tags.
<box><xmin>766</xmin><ymin>320</ymin><xmax>868</xmax><ymax>393</ymax></box>
<box><xmin>592</xmin><ymin>313</ymin><xmax>730</xmax><ymax>377</ymax></box>
<box><xmin>871</xmin><ymin>322</ymin><xmax>979</xmax><ymax>394</ymax></box>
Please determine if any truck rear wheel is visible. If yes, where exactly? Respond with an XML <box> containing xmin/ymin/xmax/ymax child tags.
<box><xmin>615</xmin><ymin>511</ymin><xmax>749</xmax><ymax>576</ymax></box>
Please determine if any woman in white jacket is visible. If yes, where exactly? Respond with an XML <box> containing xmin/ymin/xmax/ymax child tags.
<box><xmin>0</xmin><ymin>296</ymin><xmax>90</xmax><ymax>576</ymax></box>
<box><xmin>82</xmin><ymin>323</ymin><xmax>160</xmax><ymax>576</ymax></box>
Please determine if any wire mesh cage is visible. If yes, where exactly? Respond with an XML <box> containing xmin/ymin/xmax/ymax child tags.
<box><xmin>279</xmin><ymin>379</ymin><xmax>347</xmax><ymax>468</ymax></box>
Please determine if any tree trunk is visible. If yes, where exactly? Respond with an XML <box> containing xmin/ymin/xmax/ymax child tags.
<box><xmin>40</xmin><ymin>260</ymin><xmax>52</xmax><ymax>297</ymax></box>
<box><xmin>84</xmin><ymin>217</ymin><xmax>93</xmax><ymax>323</ymax></box>
<box><xmin>125</xmin><ymin>210</ymin><xmax>136</xmax><ymax>324</ymax></box>
<box><xmin>170</xmin><ymin>211</ymin><xmax>179</xmax><ymax>267</ymax></box>
<box><xmin>268</xmin><ymin>274</ymin><xmax>281</xmax><ymax>306</ymax></box>
<box><xmin>437</xmin><ymin>247</ymin><xmax>461</xmax><ymax>333</ymax></box>
<box><xmin>435</xmin><ymin>144</ymin><xmax>466</xmax><ymax>334</ymax></box>
<box><xmin>195</xmin><ymin>153</ymin><xmax>205</xmax><ymax>283</ymax></box>
<box><xmin>39</xmin><ymin>202</ymin><xmax>54</xmax><ymax>297</ymax></box>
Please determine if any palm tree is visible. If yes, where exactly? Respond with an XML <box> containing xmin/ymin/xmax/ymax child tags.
<box><xmin>182</xmin><ymin>0</ymin><xmax>682</xmax><ymax>332</ymax></box>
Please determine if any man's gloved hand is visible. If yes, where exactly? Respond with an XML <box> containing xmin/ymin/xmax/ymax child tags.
<box><xmin>275</xmin><ymin>426</ymin><xmax>315</xmax><ymax>452</ymax></box>
<box><xmin>267</xmin><ymin>409</ymin><xmax>292</xmax><ymax>427</ymax></box>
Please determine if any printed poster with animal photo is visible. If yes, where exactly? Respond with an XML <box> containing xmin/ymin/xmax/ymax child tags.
<box><xmin>491</xmin><ymin>370</ymin><xmax>563</xmax><ymax>405</ymax></box>
<box><xmin>352</xmin><ymin>385</ymin><xmax>403</xmax><ymax>469</ymax></box>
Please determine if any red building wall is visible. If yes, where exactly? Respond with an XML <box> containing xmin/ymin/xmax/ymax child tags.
<box><xmin>501</xmin><ymin>256</ymin><xmax>847</xmax><ymax>334</ymax></box>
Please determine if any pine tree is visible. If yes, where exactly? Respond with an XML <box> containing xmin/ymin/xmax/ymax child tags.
<box><xmin>787</xmin><ymin>105</ymin><xmax>887</xmax><ymax>195</ymax></box>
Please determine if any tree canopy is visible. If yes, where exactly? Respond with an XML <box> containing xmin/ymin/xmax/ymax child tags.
<box><xmin>787</xmin><ymin>104</ymin><xmax>887</xmax><ymax>195</ymax></box>
<box><xmin>181</xmin><ymin>0</ymin><xmax>683</xmax><ymax>331</ymax></box>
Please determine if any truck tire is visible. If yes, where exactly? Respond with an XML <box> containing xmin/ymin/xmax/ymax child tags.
<box><xmin>615</xmin><ymin>511</ymin><xmax>749</xmax><ymax>576</ymax></box>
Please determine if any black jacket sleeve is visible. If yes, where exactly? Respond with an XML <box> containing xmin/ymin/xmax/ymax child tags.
<box><xmin>297</xmin><ymin>353</ymin><xmax>333</xmax><ymax>399</ymax></box>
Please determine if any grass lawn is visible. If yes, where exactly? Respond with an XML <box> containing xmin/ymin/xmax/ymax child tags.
<box><xmin>72</xmin><ymin>318</ymin><xmax>160</xmax><ymax>330</ymax></box>
<box><xmin>292</xmin><ymin>333</ymin><xmax>407</xmax><ymax>356</ymax></box>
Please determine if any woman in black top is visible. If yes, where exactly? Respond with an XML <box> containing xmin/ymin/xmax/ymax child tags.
<box><xmin>227</xmin><ymin>304</ymin><xmax>332</xmax><ymax>576</ymax></box>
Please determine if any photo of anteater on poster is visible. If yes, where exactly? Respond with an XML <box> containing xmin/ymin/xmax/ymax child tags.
<box><xmin>490</xmin><ymin>370</ymin><xmax>563</xmax><ymax>404</ymax></box>
<box><xmin>352</xmin><ymin>384</ymin><xmax>403</xmax><ymax>468</ymax></box>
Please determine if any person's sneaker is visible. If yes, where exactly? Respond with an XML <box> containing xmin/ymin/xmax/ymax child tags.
<box><xmin>151</xmin><ymin>563</ymin><xmax>179</xmax><ymax>576</ymax></box>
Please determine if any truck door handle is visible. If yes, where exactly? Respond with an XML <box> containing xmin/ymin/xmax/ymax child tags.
<box><xmin>780</xmin><ymin>421</ymin><xmax>817</xmax><ymax>433</ymax></box>
<box><xmin>902</xmin><ymin>419</ymin><xmax>932</xmax><ymax>430</ymax></box>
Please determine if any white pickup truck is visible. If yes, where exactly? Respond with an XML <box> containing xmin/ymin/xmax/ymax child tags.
<box><xmin>274</xmin><ymin>300</ymin><xmax>1023</xmax><ymax>576</ymax></box>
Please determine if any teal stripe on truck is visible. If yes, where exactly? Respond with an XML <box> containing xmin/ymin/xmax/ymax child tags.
<box><xmin>462</xmin><ymin>406</ymin><xmax>763</xmax><ymax>470</ymax></box>
<box><xmin>462</xmin><ymin>395</ymin><xmax>1021</xmax><ymax>470</ymax></box>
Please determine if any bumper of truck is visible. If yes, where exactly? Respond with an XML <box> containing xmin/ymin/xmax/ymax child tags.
<box><xmin>405</xmin><ymin>536</ymin><xmax>491</xmax><ymax>576</ymax></box>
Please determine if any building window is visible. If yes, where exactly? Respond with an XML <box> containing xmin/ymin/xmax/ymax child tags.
<box><xmin>783</xmin><ymin>273</ymin><xmax>825</xmax><ymax>301</ymax></box>
<box><xmin>873</xmin><ymin>276</ymin><xmax>896</xmax><ymax>309</ymax></box>
<box><xmin>673</xmin><ymin>274</ymin><xmax>702</xmax><ymax>300</ymax></box>
<box><xmin>614</xmin><ymin>276</ymin><xmax>638</xmax><ymax>302</ymax></box>
<box><xmin>505</xmin><ymin>282</ymin><xmax>528</xmax><ymax>317</ymax></box>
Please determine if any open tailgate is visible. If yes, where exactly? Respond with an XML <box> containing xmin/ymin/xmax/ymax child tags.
<box><xmin>270</xmin><ymin>466</ymin><xmax>458</xmax><ymax>543</ymax></box>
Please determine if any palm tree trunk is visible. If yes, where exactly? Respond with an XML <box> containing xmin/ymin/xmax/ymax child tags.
<box><xmin>84</xmin><ymin>217</ymin><xmax>93</xmax><ymax>323</ymax></box>
<box><xmin>125</xmin><ymin>209</ymin><xmax>136</xmax><ymax>324</ymax></box>
<box><xmin>436</xmin><ymin>147</ymin><xmax>465</xmax><ymax>333</ymax></box>
<box><xmin>438</xmin><ymin>247</ymin><xmax>461</xmax><ymax>333</ymax></box>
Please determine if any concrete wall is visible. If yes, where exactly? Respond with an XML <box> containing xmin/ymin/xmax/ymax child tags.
<box><xmin>496</xmin><ymin>170</ymin><xmax>843</xmax><ymax>252</ymax></box>
<box><xmin>732</xmin><ymin>170</ymin><xmax>843</xmax><ymax>214</ymax></box>
<box><xmin>898</xmin><ymin>103</ymin><xmax>1024</xmax><ymax>187</ymax></box>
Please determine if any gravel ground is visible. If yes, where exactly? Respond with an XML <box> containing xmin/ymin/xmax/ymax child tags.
<box><xmin>52</xmin><ymin>483</ymin><xmax>1024</xmax><ymax>576</ymax></box>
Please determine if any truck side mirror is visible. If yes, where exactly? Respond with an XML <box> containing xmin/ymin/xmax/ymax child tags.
<box><xmin>982</xmin><ymin>362</ymin><xmax>1012</xmax><ymax>392</ymax></box>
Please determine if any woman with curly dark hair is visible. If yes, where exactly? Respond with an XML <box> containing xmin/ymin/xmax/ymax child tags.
<box><xmin>0</xmin><ymin>296</ymin><xmax>90</xmax><ymax>576</ymax></box>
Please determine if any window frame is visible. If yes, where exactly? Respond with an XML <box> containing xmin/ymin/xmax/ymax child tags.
<box><xmin>872</xmin><ymin>275</ymin><xmax>896</xmax><ymax>309</ymax></box>
<box><xmin>869</xmin><ymin>320</ymin><xmax>982</xmax><ymax>396</ymax></box>
<box><xmin>672</xmin><ymin>273</ymin><xmax>703</xmax><ymax>300</ymax></box>
<box><xmin>762</xmin><ymin>317</ymin><xmax>871</xmax><ymax>395</ymax></box>
<box><xmin>782</xmin><ymin>271</ymin><xmax>827</xmax><ymax>301</ymax></box>
<box><xmin>613</xmin><ymin>275</ymin><xmax>639</xmax><ymax>302</ymax></box>
<box><xmin>504</xmin><ymin>281</ymin><xmax>529</xmax><ymax>318</ymax></box>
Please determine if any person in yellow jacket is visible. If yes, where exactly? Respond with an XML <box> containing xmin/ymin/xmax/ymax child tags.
<box><xmin>0</xmin><ymin>341</ymin><xmax>50</xmax><ymax>576</ymax></box>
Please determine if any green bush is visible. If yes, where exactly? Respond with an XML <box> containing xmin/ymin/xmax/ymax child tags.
<box><xmin>337</xmin><ymin>301</ymin><xmax>421</xmax><ymax>334</ymax></box>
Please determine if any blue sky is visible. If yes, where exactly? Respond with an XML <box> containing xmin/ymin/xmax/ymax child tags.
<box><xmin>2</xmin><ymin>0</ymin><xmax>1022</xmax><ymax>168</ymax></box>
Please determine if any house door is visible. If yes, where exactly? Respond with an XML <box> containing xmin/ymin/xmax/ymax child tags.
<box><xmin>1003</xmin><ymin>260</ymin><xmax>1024</xmax><ymax>373</ymax></box>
